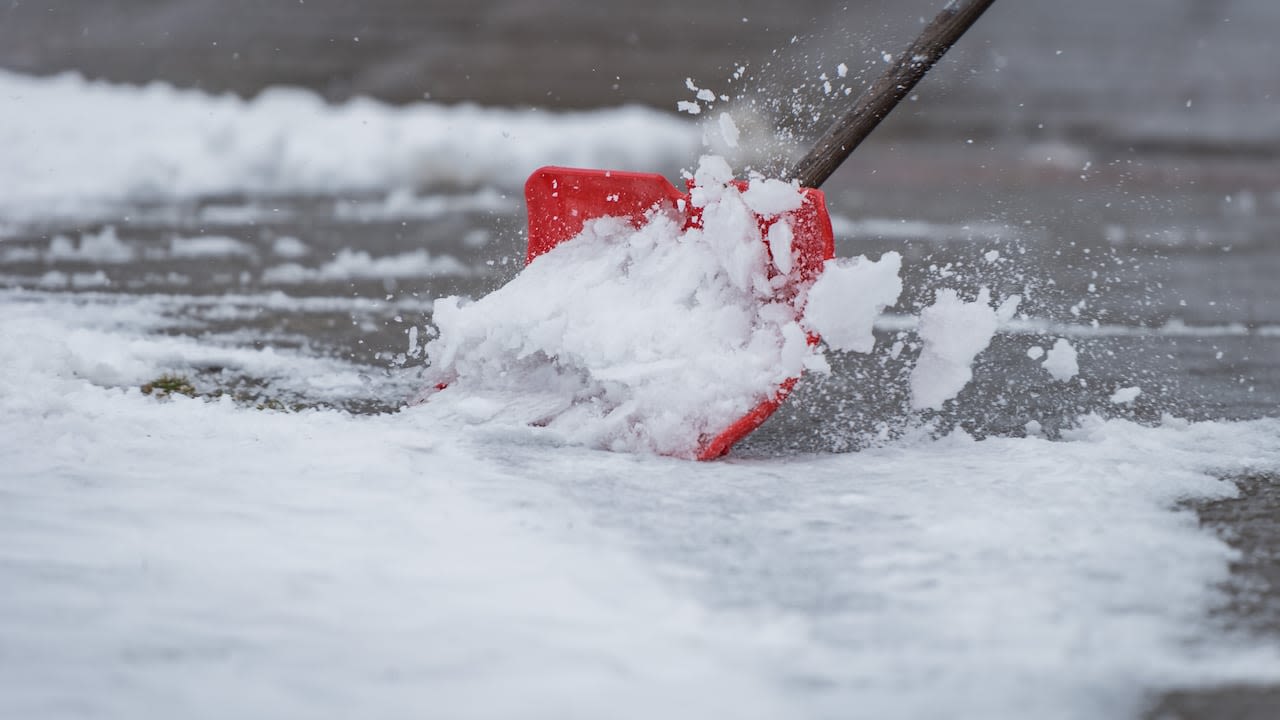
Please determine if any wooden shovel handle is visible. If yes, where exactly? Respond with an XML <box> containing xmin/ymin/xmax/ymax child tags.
<box><xmin>789</xmin><ymin>0</ymin><xmax>997</xmax><ymax>188</ymax></box>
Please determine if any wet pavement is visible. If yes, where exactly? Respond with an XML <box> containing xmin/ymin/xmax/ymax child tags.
<box><xmin>3</xmin><ymin>1</ymin><xmax>1279</xmax><ymax>716</ymax></box>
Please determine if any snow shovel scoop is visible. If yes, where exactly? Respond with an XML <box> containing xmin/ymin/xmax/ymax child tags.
<box><xmin>426</xmin><ymin>0</ymin><xmax>996</xmax><ymax>459</ymax></box>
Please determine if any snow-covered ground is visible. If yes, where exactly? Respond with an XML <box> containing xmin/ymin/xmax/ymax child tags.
<box><xmin>4</xmin><ymin>290</ymin><xmax>1280</xmax><ymax>719</ymax></box>
<box><xmin>3</xmin><ymin>71</ymin><xmax>1280</xmax><ymax>719</ymax></box>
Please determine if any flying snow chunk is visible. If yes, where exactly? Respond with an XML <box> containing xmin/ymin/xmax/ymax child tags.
<box><xmin>804</xmin><ymin>252</ymin><xmax>903</xmax><ymax>354</ymax></box>
<box><xmin>676</xmin><ymin>101</ymin><xmax>702</xmax><ymax>115</ymax></box>
<box><xmin>1043</xmin><ymin>338</ymin><xmax>1079</xmax><ymax>381</ymax></box>
<box><xmin>717</xmin><ymin>113</ymin><xmax>740</xmax><ymax>149</ymax></box>
<box><xmin>910</xmin><ymin>287</ymin><xmax>1008</xmax><ymax>410</ymax></box>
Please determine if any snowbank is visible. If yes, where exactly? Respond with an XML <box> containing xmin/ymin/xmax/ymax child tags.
<box><xmin>0</xmin><ymin>70</ymin><xmax>700</xmax><ymax>219</ymax></box>
<box><xmin>261</xmin><ymin>249</ymin><xmax>472</xmax><ymax>285</ymax></box>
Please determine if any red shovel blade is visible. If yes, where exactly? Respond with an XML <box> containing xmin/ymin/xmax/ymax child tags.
<box><xmin>524</xmin><ymin>167</ymin><xmax>688</xmax><ymax>262</ymax></box>
<box><xmin>524</xmin><ymin>166</ymin><xmax>834</xmax><ymax>460</ymax></box>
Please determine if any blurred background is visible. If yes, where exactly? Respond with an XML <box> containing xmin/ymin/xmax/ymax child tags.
<box><xmin>4</xmin><ymin>0</ymin><xmax>1277</xmax><ymax>141</ymax></box>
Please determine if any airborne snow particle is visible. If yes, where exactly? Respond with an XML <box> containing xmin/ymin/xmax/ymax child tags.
<box><xmin>1043</xmin><ymin>338</ymin><xmax>1079</xmax><ymax>381</ymax></box>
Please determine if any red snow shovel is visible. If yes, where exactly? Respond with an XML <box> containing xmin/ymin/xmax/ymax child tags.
<box><xmin>519</xmin><ymin>0</ymin><xmax>995</xmax><ymax>459</ymax></box>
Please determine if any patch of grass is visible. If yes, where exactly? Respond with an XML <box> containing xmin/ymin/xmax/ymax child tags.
<box><xmin>137</xmin><ymin>370</ymin><xmax>344</xmax><ymax>413</ymax></box>
<box><xmin>241</xmin><ymin>393</ymin><xmax>317</xmax><ymax>413</ymax></box>
<box><xmin>140</xmin><ymin>374</ymin><xmax>198</xmax><ymax>398</ymax></box>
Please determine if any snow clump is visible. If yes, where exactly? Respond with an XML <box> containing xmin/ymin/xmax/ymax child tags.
<box><xmin>910</xmin><ymin>288</ymin><xmax>1019</xmax><ymax>410</ymax></box>
<box><xmin>1043</xmin><ymin>338</ymin><xmax>1080</xmax><ymax>381</ymax></box>
<box><xmin>803</xmin><ymin>253</ymin><xmax>903</xmax><ymax>353</ymax></box>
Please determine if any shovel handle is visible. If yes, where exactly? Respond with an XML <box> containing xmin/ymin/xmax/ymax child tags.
<box><xmin>789</xmin><ymin>0</ymin><xmax>997</xmax><ymax>188</ymax></box>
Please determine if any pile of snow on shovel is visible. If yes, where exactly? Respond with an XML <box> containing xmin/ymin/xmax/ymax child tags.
<box><xmin>421</xmin><ymin>156</ymin><xmax>1018</xmax><ymax>456</ymax></box>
